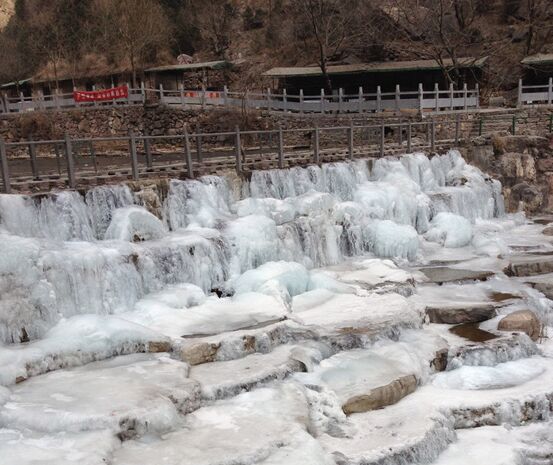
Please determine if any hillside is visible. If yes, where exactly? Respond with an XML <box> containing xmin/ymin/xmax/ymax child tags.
<box><xmin>0</xmin><ymin>0</ymin><xmax>552</xmax><ymax>92</ymax></box>
<box><xmin>0</xmin><ymin>0</ymin><xmax>14</xmax><ymax>30</ymax></box>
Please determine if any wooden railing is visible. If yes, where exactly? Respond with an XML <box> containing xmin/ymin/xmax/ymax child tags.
<box><xmin>0</xmin><ymin>113</ymin><xmax>511</xmax><ymax>194</ymax></box>
<box><xmin>0</xmin><ymin>83</ymin><xmax>479</xmax><ymax>115</ymax></box>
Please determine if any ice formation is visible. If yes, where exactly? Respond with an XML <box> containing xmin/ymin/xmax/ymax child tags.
<box><xmin>3</xmin><ymin>149</ymin><xmax>552</xmax><ymax>465</ymax></box>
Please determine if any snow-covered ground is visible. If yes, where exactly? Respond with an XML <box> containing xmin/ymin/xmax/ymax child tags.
<box><xmin>1</xmin><ymin>150</ymin><xmax>553</xmax><ymax>464</ymax></box>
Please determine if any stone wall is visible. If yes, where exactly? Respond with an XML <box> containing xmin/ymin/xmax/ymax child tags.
<box><xmin>0</xmin><ymin>104</ymin><xmax>487</xmax><ymax>144</ymax></box>
<box><xmin>462</xmin><ymin>134</ymin><xmax>553</xmax><ymax>214</ymax></box>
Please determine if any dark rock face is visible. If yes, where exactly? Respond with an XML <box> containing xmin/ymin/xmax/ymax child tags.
<box><xmin>425</xmin><ymin>304</ymin><xmax>497</xmax><ymax>324</ymax></box>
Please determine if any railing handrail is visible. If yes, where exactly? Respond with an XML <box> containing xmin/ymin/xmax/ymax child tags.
<box><xmin>1</xmin><ymin>82</ymin><xmax>480</xmax><ymax>115</ymax></box>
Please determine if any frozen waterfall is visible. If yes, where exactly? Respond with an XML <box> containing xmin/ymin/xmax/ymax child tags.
<box><xmin>0</xmin><ymin>150</ymin><xmax>504</xmax><ymax>344</ymax></box>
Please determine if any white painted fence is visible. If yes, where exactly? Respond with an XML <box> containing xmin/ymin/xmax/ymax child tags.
<box><xmin>518</xmin><ymin>78</ymin><xmax>553</xmax><ymax>106</ymax></box>
<box><xmin>1</xmin><ymin>82</ymin><xmax>479</xmax><ymax>114</ymax></box>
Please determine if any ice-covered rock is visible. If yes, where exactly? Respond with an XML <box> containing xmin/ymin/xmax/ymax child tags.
<box><xmin>104</xmin><ymin>207</ymin><xmax>166</xmax><ymax>242</ymax></box>
<box><xmin>190</xmin><ymin>345</ymin><xmax>313</xmax><ymax>400</ymax></box>
<box><xmin>234</xmin><ymin>197</ymin><xmax>297</xmax><ymax>225</ymax></box>
<box><xmin>0</xmin><ymin>429</ymin><xmax>120</xmax><ymax>465</ymax></box>
<box><xmin>424</xmin><ymin>212</ymin><xmax>473</xmax><ymax>248</ymax></box>
<box><xmin>0</xmin><ymin>354</ymin><xmax>199</xmax><ymax>437</ymax></box>
<box><xmin>112</xmin><ymin>383</ymin><xmax>334</xmax><ymax>465</ymax></box>
<box><xmin>0</xmin><ymin>314</ymin><xmax>171</xmax><ymax>386</ymax></box>
<box><xmin>121</xmin><ymin>292</ymin><xmax>288</xmax><ymax>338</ymax></box>
<box><xmin>433</xmin><ymin>358</ymin><xmax>546</xmax><ymax>390</ymax></box>
<box><xmin>368</xmin><ymin>220</ymin><xmax>419</xmax><ymax>260</ymax></box>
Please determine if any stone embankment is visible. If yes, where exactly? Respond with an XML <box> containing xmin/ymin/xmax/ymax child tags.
<box><xmin>463</xmin><ymin>133</ymin><xmax>553</xmax><ymax>213</ymax></box>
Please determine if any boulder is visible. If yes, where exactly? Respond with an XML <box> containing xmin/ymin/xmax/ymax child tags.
<box><xmin>530</xmin><ymin>281</ymin><xmax>553</xmax><ymax>299</ymax></box>
<box><xmin>497</xmin><ymin>310</ymin><xmax>541</xmax><ymax>341</ymax></box>
<box><xmin>147</xmin><ymin>340</ymin><xmax>173</xmax><ymax>353</ymax></box>
<box><xmin>342</xmin><ymin>374</ymin><xmax>417</xmax><ymax>414</ymax></box>
<box><xmin>426</xmin><ymin>304</ymin><xmax>497</xmax><ymax>324</ymax></box>
<box><xmin>419</xmin><ymin>267</ymin><xmax>494</xmax><ymax>284</ymax></box>
<box><xmin>179</xmin><ymin>342</ymin><xmax>220</xmax><ymax>366</ymax></box>
<box><xmin>504</xmin><ymin>256</ymin><xmax>553</xmax><ymax>277</ymax></box>
<box><xmin>542</xmin><ymin>225</ymin><xmax>553</xmax><ymax>236</ymax></box>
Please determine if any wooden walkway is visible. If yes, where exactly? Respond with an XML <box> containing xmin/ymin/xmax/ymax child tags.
<box><xmin>1</xmin><ymin>111</ymin><xmax>552</xmax><ymax>195</ymax></box>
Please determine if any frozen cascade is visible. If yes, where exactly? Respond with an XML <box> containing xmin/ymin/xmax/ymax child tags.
<box><xmin>0</xmin><ymin>150</ymin><xmax>506</xmax><ymax>343</ymax></box>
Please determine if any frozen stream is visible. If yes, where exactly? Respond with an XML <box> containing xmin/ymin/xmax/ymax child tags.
<box><xmin>1</xmin><ymin>150</ymin><xmax>553</xmax><ymax>464</ymax></box>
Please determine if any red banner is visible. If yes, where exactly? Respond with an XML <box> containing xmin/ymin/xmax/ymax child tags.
<box><xmin>73</xmin><ymin>85</ymin><xmax>129</xmax><ymax>102</ymax></box>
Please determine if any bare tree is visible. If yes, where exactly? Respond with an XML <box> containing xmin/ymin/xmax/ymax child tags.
<box><xmin>389</xmin><ymin>0</ymin><xmax>505</xmax><ymax>86</ymax></box>
<box><xmin>197</xmin><ymin>0</ymin><xmax>238</xmax><ymax>59</ymax></box>
<box><xmin>26</xmin><ymin>1</ymin><xmax>68</xmax><ymax>90</ymax></box>
<box><xmin>520</xmin><ymin>0</ymin><xmax>553</xmax><ymax>55</ymax></box>
<box><xmin>95</xmin><ymin>0</ymin><xmax>171</xmax><ymax>86</ymax></box>
<box><xmin>293</xmin><ymin>0</ymin><xmax>362</xmax><ymax>91</ymax></box>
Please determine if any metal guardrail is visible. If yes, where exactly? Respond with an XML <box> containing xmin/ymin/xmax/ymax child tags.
<box><xmin>0</xmin><ymin>82</ymin><xmax>480</xmax><ymax>115</ymax></box>
<box><xmin>0</xmin><ymin>116</ymin><xmax>468</xmax><ymax>194</ymax></box>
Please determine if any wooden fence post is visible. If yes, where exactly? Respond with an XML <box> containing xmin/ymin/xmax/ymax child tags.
<box><xmin>434</xmin><ymin>83</ymin><xmax>439</xmax><ymax>112</ymax></box>
<box><xmin>144</xmin><ymin>130</ymin><xmax>152</xmax><ymax>168</ymax></box>
<box><xmin>196</xmin><ymin>124</ymin><xmax>203</xmax><ymax>162</ymax></box>
<box><xmin>376</xmin><ymin>86</ymin><xmax>382</xmax><ymax>113</ymax></box>
<box><xmin>0</xmin><ymin>138</ymin><xmax>11</xmax><ymax>194</ymax></box>
<box><xmin>475</xmin><ymin>83</ymin><xmax>480</xmax><ymax>109</ymax></box>
<box><xmin>398</xmin><ymin>121</ymin><xmax>403</xmax><ymax>146</ymax></box>
<box><xmin>314</xmin><ymin>125</ymin><xmax>320</xmax><ymax>164</ymax></box>
<box><xmin>28</xmin><ymin>137</ymin><xmax>39</xmax><ymax>180</ymax></box>
<box><xmin>159</xmin><ymin>84</ymin><xmax>164</xmax><ymax>104</ymax></box>
<box><xmin>338</xmin><ymin>88</ymin><xmax>343</xmax><ymax>113</ymax></box>
<box><xmin>358</xmin><ymin>86</ymin><xmax>363</xmax><ymax>113</ymax></box>
<box><xmin>266</xmin><ymin>88</ymin><xmax>271</xmax><ymax>111</ymax></box>
<box><xmin>418</xmin><ymin>83</ymin><xmax>424</xmax><ymax>114</ymax></box>
<box><xmin>184</xmin><ymin>126</ymin><xmax>194</xmax><ymax>178</ymax></box>
<box><xmin>380</xmin><ymin>123</ymin><xmax>385</xmax><ymax>156</ymax></box>
<box><xmin>320</xmin><ymin>89</ymin><xmax>325</xmax><ymax>114</ymax></box>
<box><xmin>395</xmin><ymin>85</ymin><xmax>400</xmax><ymax>112</ymax></box>
<box><xmin>299</xmin><ymin>89</ymin><xmax>304</xmax><ymax>114</ymax></box>
<box><xmin>128</xmin><ymin>131</ymin><xmax>139</xmax><ymax>180</ymax></box>
<box><xmin>407</xmin><ymin>121</ymin><xmax>412</xmax><ymax>153</ymax></box>
<box><xmin>55</xmin><ymin>89</ymin><xmax>61</xmax><ymax>109</ymax></box>
<box><xmin>449</xmin><ymin>83</ymin><xmax>454</xmax><ymax>110</ymax></box>
<box><xmin>64</xmin><ymin>133</ymin><xmax>76</xmax><ymax>188</ymax></box>
<box><xmin>455</xmin><ymin>114</ymin><xmax>461</xmax><ymax>144</ymax></box>
<box><xmin>282</xmin><ymin>89</ymin><xmax>287</xmax><ymax>112</ymax></box>
<box><xmin>548</xmin><ymin>77</ymin><xmax>552</xmax><ymax>105</ymax></box>
<box><xmin>512</xmin><ymin>115</ymin><xmax>516</xmax><ymax>135</ymax></box>
<box><xmin>278</xmin><ymin>126</ymin><xmax>284</xmax><ymax>169</ymax></box>
<box><xmin>348</xmin><ymin>120</ymin><xmax>354</xmax><ymax>160</ymax></box>
<box><xmin>235</xmin><ymin>126</ymin><xmax>242</xmax><ymax>173</ymax></box>
<box><xmin>463</xmin><ymin>83</ymin><xmax>468</xmax><ymax>111</ymax></box>
<box><xmin>140</xmin><ymin>81</ymin><xmax>146</xmax><ymax>104</ymax></box>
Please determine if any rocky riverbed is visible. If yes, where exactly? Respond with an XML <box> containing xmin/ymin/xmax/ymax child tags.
<box><xmin>1</xmin><ymin>150</ymin><xmax>553</xmax><ymax>464</ymax></box>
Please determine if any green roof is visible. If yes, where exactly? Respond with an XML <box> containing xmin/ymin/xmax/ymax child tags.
<box><xmin>263</xmin><ymin>57</ymin><xmax>488</xmax><ymax>78</ymax></box>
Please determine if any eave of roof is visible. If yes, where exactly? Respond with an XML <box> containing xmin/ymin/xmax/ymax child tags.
<box><xmin>263</xmin><ymin>57</ymin><xmax>488</xmax><ymax>78</ymax></box>
<box><xmin>0</xmin><ymin>77</ymin><xmax>32</xmax><ymax>88</ymax></box>
<box><xmin>145</xmin><ymin>59</ymin><xmax>244</xmax><ymax>73</ymax></box>
<box><xmin>521</xmin><ymin>53</ymin><xmax>553</xmax><ymax>66</ymax></box>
